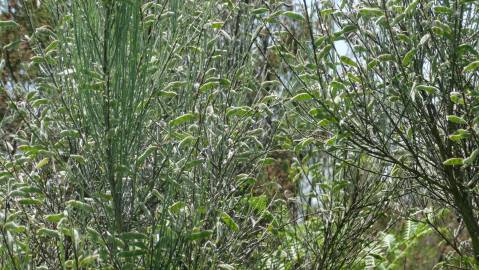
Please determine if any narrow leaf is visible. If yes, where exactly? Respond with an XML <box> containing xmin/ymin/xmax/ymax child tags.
<box><xmin>340</xmin><ymin>56</ymin><xmax>358</xmax><ymax>68</ymax></box>
<box><xmin>405</xmin><ymin>0</ymin><xmax>420</xmax><ymax>15</ymax></box>
<box><xmin>199</xmin><ymin>81</ymin><xmax>219</xmax><ymax>93</ymax></box>
<box><xmin>136</xmin><ymin>145</ymin><xmax>158</xmax><ymax>165</ymax></box>
<box><xmin>188</xmin><ymin>230</ymin><xmax>213</xmax><ymax>241</ymax></box>
<box><xmin>291</xmin><ymin>93</ymin><xmax>313</xmax><ymax>101</ymax></box>
<box><xmin>67</xmin><ymin>200</ymin><xmax>93</xmax><ymax>212</ymax></box>
<box><xmin>402</xmin><ymin>49</ymin><xmax>416</xmax><ymax>67</ymax></box>
<box><xmin>169</xmin><ymin>113</ymin><xmax>197</xmax><ymax>127</ymax></box>
<box><xmin>220</xmin><ymin>212</ymin><xmax>239</xmax><ymax>231</ymax></box>
<box><xmin>464</xmin><ymin>60</ymin><xmax>479</xmax><ymax>73</ymax></box>
<box><xmin>283</xmin><ymin>11</ymin><xmax>304</xmax><ymax>21</ymax></box>
<box><xmin>79</xmin><ymin>255</ymin><xmax>98</xmax><ymax>267</ymax></box>
<box><xmin>464</xmin><ymin>149</ymin><xmax>479</xmax><ymax>164</ymax></box>
<box><xmin>359</xmin><ymin>8</ymin><xmax>384</xmax><ymax>17</ymax></box>
<box><xmin>443</xmin><ymin>158</ymin><xmax>464</xmax><ymax>166</ymax></box>
<box><xmin>35</xmin><ymin>158</ymin><xmax>49</xmax><ymax>169</ymax></box>
<box><xmin>252</xmin><ymin>8</ymin><xmax>268</xmax><ymax>15</ymax></box>
<box><xmin>415</xmin><ymin>85</ymin><xmax>438</xmax><ymax>94</ymax></box>
<box><xmin>0</xmin><ymin>20</ymin><xmax>19</xmax><ymax>29</ymax></box>
<box><xmin>446</xmin><ymin>115</ymin><xmax>467</xmax><ymax>125</ymax></box>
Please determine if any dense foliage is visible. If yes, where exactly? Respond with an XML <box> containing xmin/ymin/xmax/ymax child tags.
<box><xmin>1</xmin><ymin>0</ymin><xmax>479</xmax><ymax>269</ymax></box>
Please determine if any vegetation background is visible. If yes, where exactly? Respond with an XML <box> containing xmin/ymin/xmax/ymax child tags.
<box><xmin>1</xmin><ymin>0</ymin><xmax>479</xmax><ymax>269</ymax></box>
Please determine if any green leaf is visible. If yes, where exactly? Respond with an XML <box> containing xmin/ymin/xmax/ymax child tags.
<box><xmin>79</xmin><ymin>255</ymin><xmax>98</xmax><ymax>267</ymax></box>
<box><xmin>347</xmin><ymin>72</ymin><xmax>361</xmax><ymax>83</ymax></box>
<box><xmin>16</xmin><ymin>144</ymin><xmax>44</xmax><ymax>154</ymax></box>
<box><xmin>31</xmin><ymin>55</ymin><xmax>44</xmax><ymax>64</ymax></box>
<box><xmin>367</xmin><ymin>59</ymin><xmax>380</xmax><ymax>69</ymax></box>
<box><xmin>448</xmin><ymin>129</ymin><xmax>470</xmax><ymax>141</ymax></box>
<box><xmin>258</xmin><ymin>158</ymin><xmax>275</xmax><ymax>166</ymax></box>
<box><xmin>219</xmin><ymin>78</ymin><xmax>231</xmax><ymax>87</ymax></box>
<box><xmin>136</xmin><ymin>145</ymin><xmax>158</xmax><ymax>165</ymax></box>
<box><xmin>37</xmin><ymin>228</ymin><xmax>61</xmax><ymax>239</ymax></box>
<box><xmin>226</xmin><ymin>106</ymin><xmax>253</xmax><ymax>117</ymax></box>
<box><xmin>448</xmin><ymin>135</ymin><xmax>466</xmax><ymax>141</ymax></box>
<box><xmin>35</xmin><ymin>158</ymin><xmax>49</xmax><ymax>169</ymax></box>
<box><xmin>321</xmin><ymin>9</ymin><xmax>336</xmax><ymax>16</ymax></box>
<box><xmin>199</xmin><ymin>81</ymin><xmax>219</xmax><ymax>93</ymax></box>
<box><xmin>164</xmin><ymin>81</ymin><xmax>187</xmax><ymax>90</ymax></box>
<box><xmin>308</xmin><ymin>108</ymin><xmax>321</xmax><ymax>118</ymax></box>
<box><xmin>378</xmin><ymin>54</ymin><xmax>395</xmax><ymax>62</ymax></box>
<box><xmin>433</xmin><ymin>6</ymin><xmax>452</xmax><ymax>14</ymax></box>
<box><xmin>291</xmin><ymin>93</ymin><xmax>313</xmax><ymax>101</ymax></box>
<box><xmin>340</xmin><ymin>56</ymin><xmax>358</xmax><ymax>68</ymax></box>
<box><xmin>220</xmin><ymin>212</ymin><xmax>239</xmax><ymax>231</ymax></box>
<box><xmin>9</xmin><ymin>190</ymin><xmax>27</xmax><ymax>197</ymax></box>
<box><xmin>295</xmin><ymin>137</ymin><xmax>314</xmax><ymax>151</ymax></box>
<box><xmin>18</xmin><ymin>198</ymin><xmax>42</xmax><ymax>205</ymax></box>
<box><xmin>443</xmin><ymin>158</ymin><xmax>464</xmax><ymax>166</ymax></box>
<box><xmin>283</xmin><ymin>11</ymin><xmax>304</xmax><ymax>21</ymax></box>
<box><xmin>318</xmin><ymin>45</ymin><xmax>332</xmax><ymax>60</ymax></box>
<box><xmin>158</xmin><ymin>90</ymin><xmax>177</xmax><ymax>97</ymax></box>
<box><xmin>4</xmin><ymin>40</ymin><xmax>20</xmax><ymax>51</ymax></box>
<box><xmin>449</xmin><ymin>93</ymin><xmax>464</xmax><ymax>106</ymax></box>
<box><xmin>432</xmin><ymin>26</ymin><xmax>445</xmax><ymax>37</ymax></box>
<box><xmin>169</xmin><ymin>113</ymin><xmax>197</xmax><ymax>127</ymax></box>
<box><xmin>70</xmin><ymin>155</ymin><xmax>87</xmax><ymax>164</ymax></box>
<box><xmin>210</xmin><ymin>21</ymin><xmax>224</xmax><ymax>29</ymax></box>
<box><xmin>67</xmin><ymin>200</ymin><xmax>93</xmax><ymax>212</ymax></box>
<box><xmin>415</xmin><ymin>85</ymin><xmax>438</xmax><ymax>95</ymax></box>
<box><xmin>64</xmin><ymin>260</ymin><xmax>74</xmax><ymax>268</ymax></box>
<box><xmin>446</xmin><ymin>115</ymin><xmax>467</xmax><ymax>125</ymax></box>
<box><xmin>359</xmin><ymin>8</ymin><xmax>384</xmax><ymax>17</ymax></box>
<box><xmin>45</xmin><ymin>40</ymin><xmax>59</xmax><ymax>53</ymax></box>
<box><xmin>236</xmin><ymin>174</ymin><xmax>256</xmax><ymax>187</ymax></box>
<box><xmin>318</xmin><ymin>119</ymin><xmax>330</xmax><ymax>127</ymax></box>
<box><xmin>31</xmin><ymin>98</ymin><xmax>49</xmax><ymax>108</ymax></box>
<box><xmin>464</xmin><ymin>149</ymin><xmax>479</xmax><ymax>165</ymax></box>
<box><xmin>20</xmin><ymin>186</ymin><xmax>42</xmax><ymax>194</ymax></box>
<box><xmin>326</xmin><ymin>135</ymin><xmax>337</xmax><ymax>145</ymax></box>
<box><xmin>4</xmin><ymin>222</ymin><xmax>26</xmax><ymax>233</ymax></box>
<box><xmin>86</xmin><ymin>227</ymin><xmax>101</xmax><ymax>242</ymax></box>
<box><xmin>0</xmin><ymin>20</ymin><xmax>19</xmax><ymax>29</ymax></box>
<box><xmin>252</xmin><ymin>8</ymin><xmax>268</xmax><ymax>15</ymax></box>
<box><xmin>248</xmin><ymin>195</ymin><xmax>268</xmax><ymax>212</ymax></box>
<box><xmin>169</xmin><ymin>201</ymin><xmax>186</xmax><ymax>214</ymax></box>
<box><xmin>45</xmin><ymin>213</ymin><xmax>64</xmax><ymax>223</ymax></box>
<box><xmin>341</xmin><ymin>25</ymin><xmax>357</xmax><ymax>34</ymax></box>
<box><xmin>330</xmin><ymin>81</ymin><xmax>347</xmax><ymax>91</ymax></box>
<box><xmin>404</xmin><ymin>0</ymin><xmax>420</xmax><ymax>15</ymax></box>
<box><xmin>402</xmin><ymin>49</ymin><xmax>416</xmax><ymax>67</ymax></box>
<box><xmin>188</xmin><ymin>230</ymin><xmax>213</xmax><ymax>241</ymax></box>
<box><xmin>458</xmin><ymin>44</ymin><xmax>478</xmax><ymax>56</ymax></box>
<box><xmin>60</xmin><ymin>129</ymin><xmax>81</xmax><ymax>138</ymax></box>
<box><xmin>179</xmin><ymin>136</ymin><xmax>195</xmax><ymax>149</ymax></box>
<box><xmin>464</xmin><ymin>60</ymin><xmax>479</xmax><ymax>73</ymax></box>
